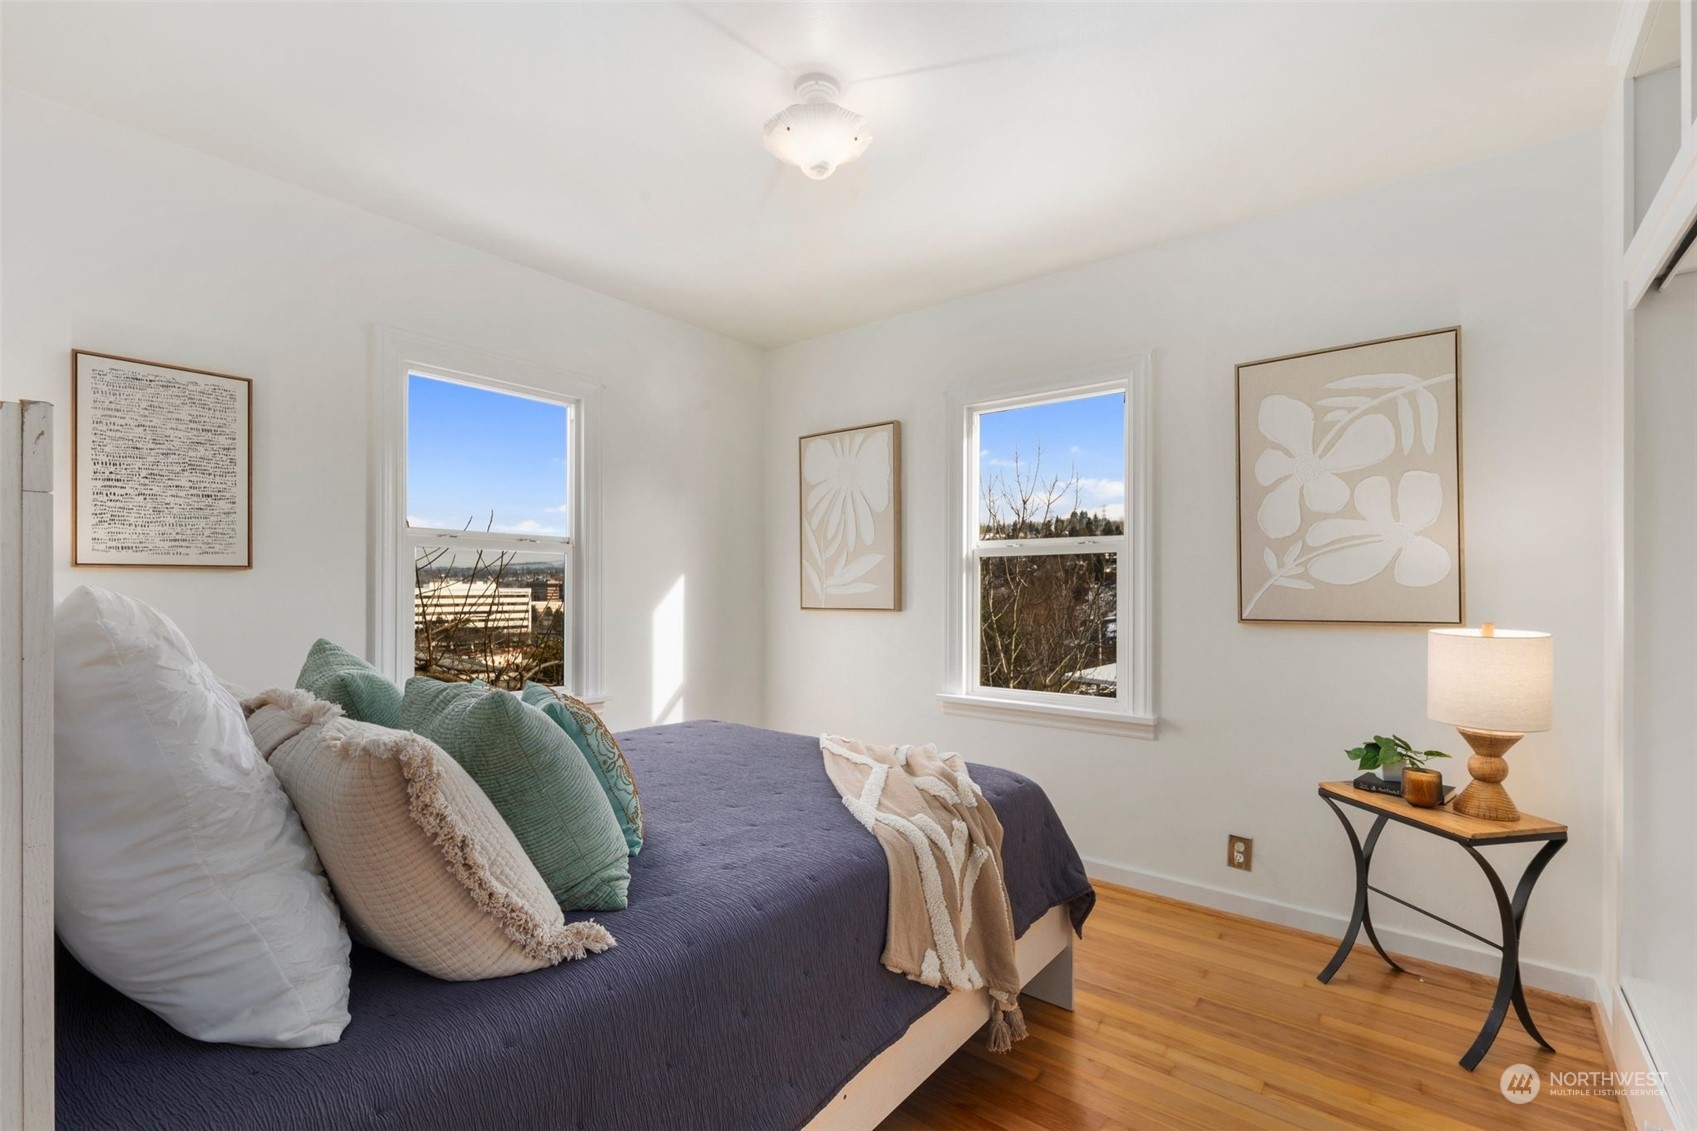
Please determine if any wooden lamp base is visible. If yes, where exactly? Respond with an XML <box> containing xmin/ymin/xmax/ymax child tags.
<box><xmin>1449</xmin><ymin>727</ymin><xmax>1523</xmax><ymax>822</ymax></box>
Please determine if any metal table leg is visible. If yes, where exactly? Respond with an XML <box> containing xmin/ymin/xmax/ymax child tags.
<box><xmin>1318</xmin><ymin>799</ymin><xmax>1404</xmax><ymax>983</ymax></box>
<box><xmin>1457</xmin><ymin>838</ymin><xmax>1565</xmax><ymax>1070</ymax></box>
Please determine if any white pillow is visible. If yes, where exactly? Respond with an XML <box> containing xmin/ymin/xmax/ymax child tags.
<box><xmin>53</xmin><ymin>586</ymin><xmax>351</xmax><ymax>1047</ymax></box>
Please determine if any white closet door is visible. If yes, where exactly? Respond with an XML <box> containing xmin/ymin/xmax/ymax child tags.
<box><xmin>1625</xmin><ymin>278</ymin><xmax>1697</xmax><ymax>1125</ymax></box>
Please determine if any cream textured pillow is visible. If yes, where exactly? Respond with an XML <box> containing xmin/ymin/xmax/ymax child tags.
<box><xmin>244</xmin><ymin>689</ymin><xmax>615</xmax><ymax>981</ymax></box>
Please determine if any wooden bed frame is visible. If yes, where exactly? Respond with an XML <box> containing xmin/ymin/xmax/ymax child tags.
<box><xmin>0</xmin><ymin>398</ymin><xmax>1073</xmax><ymax>1131</ymax></box>
<box><xmin>804</xmin><ymin>904</ymin><xmax>1075</xmax><ymax>1130</ymax></box>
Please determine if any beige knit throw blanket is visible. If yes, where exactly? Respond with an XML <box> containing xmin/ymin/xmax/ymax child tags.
<box><xmin>819</xmin><ymin>734</ymin><xmax>1028</xmax><ymax>1052</ymax></box>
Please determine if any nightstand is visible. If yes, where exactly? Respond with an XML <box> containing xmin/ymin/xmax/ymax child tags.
<box><xmin>1315</xmin><ymin>781</ymin><xmax>1567</xmax><ymax>1071</ymax></box>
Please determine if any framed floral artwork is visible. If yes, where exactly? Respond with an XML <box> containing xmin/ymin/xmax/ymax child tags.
<box><xmin>800</xmin><ymin>420</ymin><xmax>902</xmax><ymax>610</ymax></box>
<box><xmin>1236</xmin><ymin>328</ymin><xmax>1462</xmax><ymax>624</ymax></box>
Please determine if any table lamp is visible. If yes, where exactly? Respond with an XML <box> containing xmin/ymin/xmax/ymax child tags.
<box><xmin>1426</xmin><ymin>623</ymin><xmax>1553</xmax><ymax>822</ymax></box>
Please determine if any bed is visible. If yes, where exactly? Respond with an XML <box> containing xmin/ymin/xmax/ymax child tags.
<box><xmin>56</xmin><ymin>718</ymin><xmax>1095</xmax><ymax>1131</ymax></box>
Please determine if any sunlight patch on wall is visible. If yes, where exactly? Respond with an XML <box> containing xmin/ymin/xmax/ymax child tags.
<box><xmin>652</xmin><ymin>575</ymin><xmax>686</xmax><ymax>724</ymax></box>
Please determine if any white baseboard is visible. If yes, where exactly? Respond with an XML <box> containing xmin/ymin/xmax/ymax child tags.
<box><xmin>1083</xmin><ymin>855</ymin><xmax>1604</xmax><ymax>1005</ymax></box>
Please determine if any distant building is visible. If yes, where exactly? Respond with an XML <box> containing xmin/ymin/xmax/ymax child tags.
<box><xmin>415</xmin><ymin>581</ymin><xmax>534</xmax><ymax>632</ymax></box>
<box><xmin>522</xmin><ymin>577</ymin><xmax>565</xmax><ymax>609</ymax></box>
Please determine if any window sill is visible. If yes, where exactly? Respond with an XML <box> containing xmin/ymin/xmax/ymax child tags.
<box><xmin>551</xmin><ymin>687</ymin><xmax>608</xmax><ymax>711</ymax></box>
<box><xmin>505</xmin><ymin>686</ymin><xmax>607</xmax><ymax>711</ymax></box>
<box><xmin>936</xmin><ymin>693</ymin><xmax>1157</xmax><ymax>738</ymax></box>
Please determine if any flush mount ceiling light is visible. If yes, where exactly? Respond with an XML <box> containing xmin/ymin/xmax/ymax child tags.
<box><xmin>762</xmin><ymin>73</ymin><xmax>871</xmax><ymax>181</ymax></box>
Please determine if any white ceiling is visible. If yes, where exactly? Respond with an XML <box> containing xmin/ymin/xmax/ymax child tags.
<box><xmin>2</xmin><ymin>2</ymin><xmax>1619</xmax><ymax>347</ymax></box>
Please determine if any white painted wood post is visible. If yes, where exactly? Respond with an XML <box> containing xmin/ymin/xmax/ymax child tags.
<box><xmin>1</xmin><ymin>400</ymin><xmax>54</xmax><ymax>1131</ymax></box>
<box><xmin>1020</xmin><ymin>932</ymin><xmax>1076</xmax><ymax>1012</ymax></box>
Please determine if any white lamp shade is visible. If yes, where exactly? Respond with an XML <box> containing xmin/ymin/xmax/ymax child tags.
<box><xmin>1427</xmin><ymin>627</ymin><xmax>1553</xmax><ymax>733</ymax></box>
<box><xmin>762</xmin><ymin>102</ymin><xmax>871</xmax><ymax>180</ymax></box>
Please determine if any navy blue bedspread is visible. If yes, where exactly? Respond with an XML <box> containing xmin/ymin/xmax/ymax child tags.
<box><xmin>57</xmin><ymin>721</ymin><xmax>1095</xmax><ymax>1131</ymax></box>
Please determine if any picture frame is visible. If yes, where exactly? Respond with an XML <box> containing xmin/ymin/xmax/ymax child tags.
<box><xmin>72</xmin><ymin>350</ymin><xmax>253</xmax><ymax>569</ymax></box>
<box><xmin>1235</xmin><ymin>328</ymin><xmax>1462</xmax><ymax>625</ymax></box>
<box><xmin>799</xmin><ymin>420</ymin><xmax>902</xmax><ymax>611</ymax></box>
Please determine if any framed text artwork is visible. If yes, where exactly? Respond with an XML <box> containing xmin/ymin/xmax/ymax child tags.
<box><xmin>799</xmin><ymin>420</ymin><xmax>902</xmax><ymax>611</ymax></box>
<box><xmin>1236</xmin><ymin>328</ymin><xmax>1462</xmax><ymax>624</ymax></box>
<box><xmin>72</xmin><ymin>350</ymin><xmax>252</xmax><ymax>568</ymax></box>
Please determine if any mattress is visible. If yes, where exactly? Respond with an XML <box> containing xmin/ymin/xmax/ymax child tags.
<box><xmin>56</xmin><ymin>720</ymin><xmax>1096</xmax><ymax>1131</ymax></box>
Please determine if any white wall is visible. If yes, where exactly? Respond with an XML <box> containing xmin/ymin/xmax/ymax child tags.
<box><xmin>1</xmin><ymin>86</ymin><xmax>1612</xmax><ymax>988</ymax></box>
<box><xmin>0</xmin><ymin>91</ymin><xmax>766</xmax><ymax>731</ymax></box>
<box><xmin>763</xmin><ymin>133</ymin><xmax>1608</xmax><ymax>989</ymax></box>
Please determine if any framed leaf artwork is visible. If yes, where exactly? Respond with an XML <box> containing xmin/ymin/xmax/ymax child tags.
<box><xmin>799</xmin><ymin>420</ymin><xmax>902</xmax><ymax>611</ymax></box>
<box><xmin>1236</xmin><ymin>328</ymin><xmax>1462</xmax><ymax>624</ymax></box>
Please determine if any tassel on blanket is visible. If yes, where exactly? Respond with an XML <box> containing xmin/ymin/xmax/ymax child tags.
<box><xmin>986</xmin><ymin>991</ymin><xmax>1028</xmax><ymax>1053</ymax></box>
<box><xmin>1007</xmin><ymin>1001</ymin><xmax>1029</xmax><ymax>1043</ymax></box>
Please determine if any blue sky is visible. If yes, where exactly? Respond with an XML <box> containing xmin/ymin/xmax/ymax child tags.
<box><xmin>979</xmin><ymin>392</ymin><xmax>1126</xmax><ymax>521</ymax></box>
<box><xmin>407</xmin><ymin>375</ymin><xmax>569</xmax><ymax>535</ymax></box>
<box><xmin>408</xmin><ymin>374</ymin><xmax>1122</xmax><ymax>534</ymax></box>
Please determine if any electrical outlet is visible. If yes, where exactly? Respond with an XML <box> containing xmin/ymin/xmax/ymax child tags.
<box><xmin>1228</xmin><ymin>835</ymin><xmax>1253</xmax><ymax>872</ymax></box>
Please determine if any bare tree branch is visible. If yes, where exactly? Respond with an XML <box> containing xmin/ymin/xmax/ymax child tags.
<box><xmin>412</xmin><ymin>515</ymin><xmax>566</xmax><ymax>689</ymax></box>
<box><xmin>978</xmin><ymin>448</ymin><xmax>1121</xmax><ymax>698</ymax></box>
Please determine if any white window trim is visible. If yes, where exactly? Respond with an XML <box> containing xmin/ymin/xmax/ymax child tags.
<box><xmin>940</xmin><ymin>356</ymin><xmax>1155</xmax><ymax>738</ymax></box>
<box><xmin>370</xmin><ymin>326</ymin><xmax>604</xmax><ymax>699</ymax></box>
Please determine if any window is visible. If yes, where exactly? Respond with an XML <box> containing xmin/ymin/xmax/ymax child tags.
<box><xmin>942</xmin><ymin>360</ymin><xmax>1152</xmax><ymax>735</ymax></box>
<box><xmin>374</xmin><ymin>331</ymin><xmax>602</xmax><ymax>697</ymax></box>
<box><xmin>408</xmin><ymin>374</ymin><xmax>571</xmax><ymax>688</ymax></box>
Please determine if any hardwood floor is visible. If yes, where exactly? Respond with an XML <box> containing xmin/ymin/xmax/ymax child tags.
<box><xmin>880</xmin><ymin>882</ymin><xmax>1624</xmax><ymax>1131</ymax></box>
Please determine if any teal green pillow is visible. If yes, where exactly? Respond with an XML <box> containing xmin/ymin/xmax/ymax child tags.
<box><xmin>402</xmin><ymin>678</ymin><xmax>629</xmax><ymax>910</ymax></box>
<box><xmin>296</xmin><ymin>639</ymin><xmax>402</xmax><ymax>728</ymax></box>
<box><xmin>522</xmin><ymin>684</ymin><xmax>645</xmax><ymax>856</ymax></box>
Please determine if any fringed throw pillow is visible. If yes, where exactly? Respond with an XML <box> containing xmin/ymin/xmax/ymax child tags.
<box><xmin>244</xmin><ymin>689</ymin><xmax>614</xmax><ymax>981</ymax></box>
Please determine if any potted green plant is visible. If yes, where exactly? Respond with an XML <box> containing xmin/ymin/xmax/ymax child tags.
<box><xmin>1346</xmin><ymin>735</ymin><xmax>1452</xmax><ymax>807</ymax></box>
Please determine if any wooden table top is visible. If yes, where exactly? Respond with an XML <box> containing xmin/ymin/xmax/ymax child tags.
<box><xmin>1319</xmin><ymin>781</ymin><xmax>1567</xmax><ymax>843</ymax></box>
